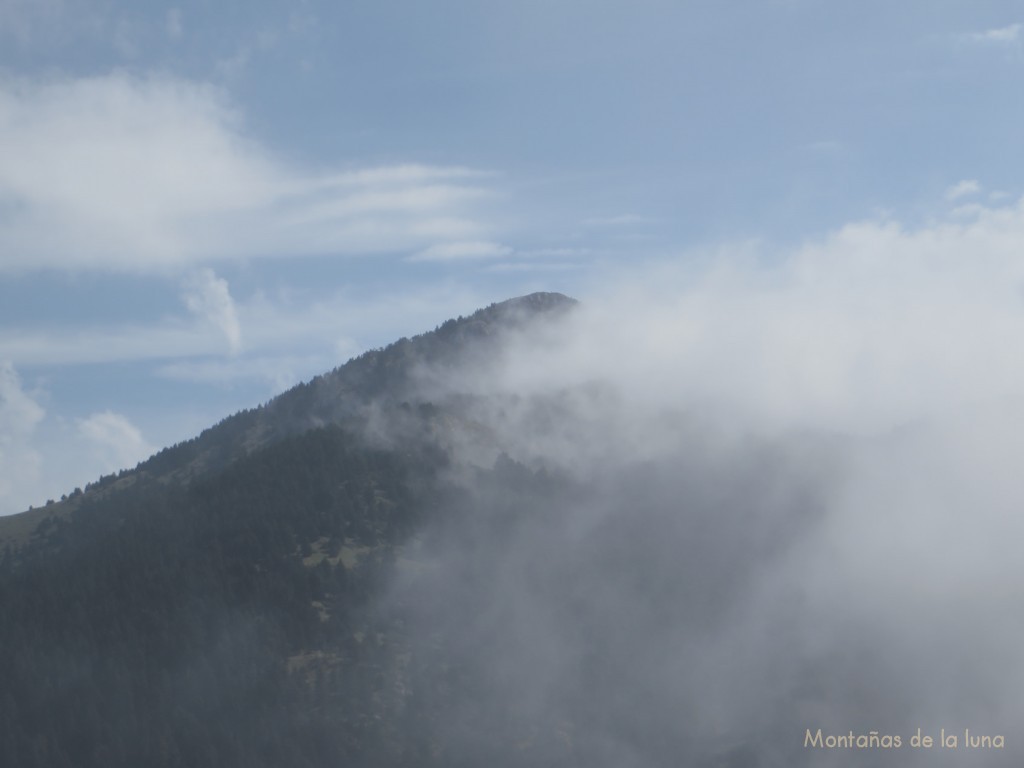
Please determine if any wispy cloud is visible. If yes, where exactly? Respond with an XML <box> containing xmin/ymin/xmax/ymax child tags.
<box><xmin>945</xmin><ymin>179</ymin><xmax>981</xmax><ymax>201</ymax></box>
<box><xmin>77</xmin><ymin>411</ymin><xmax>155</xmax><ymax>470</ymax></box>
<box><xmin>181</xmin><ymin>269</ymin><xmax>242</xmax><ymax>355</ymax></box>
<box><xmin>0</xmin><ymin>73</ymin><xmax>499</xmax><ymax>273</ymax></box>
<box><xmin>0</xmin><ymin>325</ymin><xmax>230</xmax><ymax>367</ymax></box>
<box><xmin>0</xmin><ymin>362</ymin><xmax>170</xmax><ymax>514</ymax></box>
<box><xmin>409</xmin><ymin>241</ymin><xmax>512</xmax><ymax>263</ymax></box>
<box><xmin>0</xmin><ymin>282</ymin><xmax>489</xmax><ymax>378</ymax></box>
<box><xmin>970</xmin><ymin>22</ymin><xmax>1021</xmax><ymax>44</ymax></box>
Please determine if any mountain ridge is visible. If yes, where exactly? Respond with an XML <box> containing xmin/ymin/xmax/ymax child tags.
<box><xmin>0</xmin><ymin>291</ymin><xmax>605</xmax><ymax>768</ymax></box>
<box><xmin>0</xmin><ymin>291</ymin><xmax>577</xmax><ymax>549</ymax></box>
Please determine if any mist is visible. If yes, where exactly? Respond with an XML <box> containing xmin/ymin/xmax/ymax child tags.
<box><xmin>368</xmin><ymin>210</ymin><xmax>1024</xmax><ymax>766</ymax></box>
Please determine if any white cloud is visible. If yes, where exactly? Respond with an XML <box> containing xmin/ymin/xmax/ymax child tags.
<box><xmin>0</xmin><ymin>73</ymin><xmax>498</xmax><ymax>273</ymax></box>
<box><xmin>316</xmin><ymin>165</ymin><xmax>487</xmax><ymax>187</ymax></box>
<box><xmin>287</xmin><ymin>183</ymin><xmax>488</xmax><ymax>228</ymax></box>
<box><xmin>437</xmin><ymin>195</ymin><xmax>1024</xmax><ymax>737</ymax></box>
<box><xmin>950</xmin><ymin>202</ymin><xmax>986</xmax><ymax>219</ymax></box>
<box><xmin>181</xmin><ymin>268</ymin><xmax>242</xmax><ymax>354</ymax></box>
<box><xmin>0</xmin><ymin>363</ymin><xmax>159</xmax><ymax>514</ymax></box>
<box><xmin>481</xmin><ymin>246</ymin><xmax>592</xmax><ymax>272</ymax></box>
<box><xmin>945</xmin><ymin>178</ymin><xmax>981</xmax><ymax>201</ymax></box>
<box><xmin>410</xmin><ymin>241</ymin><xmax>513</xmax><ymax>263</ymax></box>
<box><xmin>77</xmin><ymin>410</ymin><xmax>155</xmax><ymax>471</ymax></box>
<box><xmin>971</xmin><ymin>22</ymin><xmax>1021</xmax><ymax>44</ymax></box>
<box><xmin>0</xmin><ymin>73</ymin><xmax>277</xmax><ymax>270</ymax></box>
<box><xmin>475</xmin><ymin>195</ymin><xmax>1024</xmax><ymax>438</ymax></box>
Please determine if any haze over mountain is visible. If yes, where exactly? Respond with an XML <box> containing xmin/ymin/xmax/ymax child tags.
<box><xmin>2</xmin><ymin>290</ymin><xmax>1022</xmax><ymax>767</ymax></box>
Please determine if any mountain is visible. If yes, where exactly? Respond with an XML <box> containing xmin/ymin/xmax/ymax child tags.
<box><xmin>0</xmin><ymin>291</ymin><xmax>834</xmax><ymax>768</ymax></box>
<box><xmin>0</xmin><ymin>292</ymin><xmax>576</xmax><ymax>550</ymax></box>
<box><xmin>0</xmin><ymin>292</ymin><xmax>595</xmax><ymax>767</ymax></box>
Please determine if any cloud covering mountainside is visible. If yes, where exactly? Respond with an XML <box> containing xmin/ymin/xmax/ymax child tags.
<box><xmin>369</xmin><ymin>278</ymin><xmax>1024</xmax><ymax>765</ymax></box>
<box><xmin>2</xmin><ymin>279</ymin><xmax>1023</xmax><ymax>765</ymax></box>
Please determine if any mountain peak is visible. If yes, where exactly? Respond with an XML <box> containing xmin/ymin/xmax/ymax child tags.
<box><xmin>431</xmin><ymin>291</ymin><xmax>577</xmax><ymax>341</ymax></box>
<box><xmin>137</xmin><ymin>293</ymin><xmax>577</xmax><ymax>485</ymax></box>
<box><xmin>449</xmin><ymin>291</ymin><xmax>576</xmax><ymax>327</ymax></box>
<box><xmin>0</xmin><ymin>293</ymin><xmax>580</xmax><ymax>532</ymax></box>
<box><xmin>485</xmin><ymin>291</ymin><xmax>577</xmax><ymax>315</ymax></box>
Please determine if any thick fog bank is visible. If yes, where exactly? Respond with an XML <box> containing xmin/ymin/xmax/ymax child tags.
<box><xmin>378</xmin><ymin>221</ymin><xmax>1024</xmax><ymax>766</ymax></box>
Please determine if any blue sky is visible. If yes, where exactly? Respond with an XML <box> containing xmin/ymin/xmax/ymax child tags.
<box><xmin>1</xmin><ymin>0</ymin><xmax>1023</xmax><ymax>514</ymax></box>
